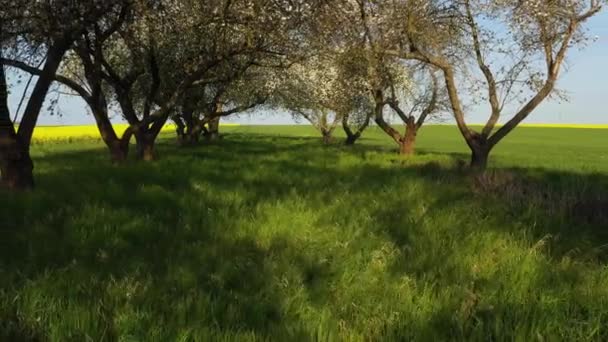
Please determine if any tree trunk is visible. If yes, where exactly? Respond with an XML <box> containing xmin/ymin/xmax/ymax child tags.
<box><xmin>342</xmin><ymin>111</ymin><xmax>371</xmax><ymax>146</ymax></box>
<box><xmin>175</xmin><ymin>108</ymin><xmax>202</xmax><ymax>147</ymax></box>
<box><xmin>16</xmin><ymin>40</ymin><xmax>70</xmax><ymax>147</ymax></box>
<box><xmin>108</xmin><ymin>140</ymin><xmax>129</xmax><ymax>163</ymax></box>
<box><xmin>177</xmin><ymin>133</ymin><xmax>190</xmax><ymax>147</ymax></box>
<box><xmin>470</xmin><ymin>145</ymin><xmax>490</xmax><ymax>170</ymax></box>
<box><xmin>345</xmin><ymin>133</ymin><xmax>360</xmax><ymax>145</ymax></box>
<box><xmin>342</xmin><ymin>113</ymin><xmax>357</xmax><ymax>145</ymax></box>
<box><xmin>183</xmin><ymin>131</ymin><xmax>200</xmax><ymax>146</ymax></box>
<box><xmin>206</xmin><ymin>116</ymin><xmax>220</xmax><ymax>141</ymax></box>
<box><xmin>399</xmin><ymin>123</ymin><xmax>417</xmax><ymax>155</ymax></box>
<box><xmin>1</xmin><ymin>49</ymin><xmax>31</xmax><ymax>189</ymax></box>
<box><xmin>135</xmin><ymin>133</ymin><xmax>156</xmax><ymax>161</ymax></box>
<box><xmin>322</xmin><ymin>131</ymin><xmax>333</xmax><ymax>145</ymax></box>
<box><xmin>90</xmin><ymin>100</ymin><xmax>131</xmax><ymax>163</ymax></box>
<box><xmin>174</xmin><ymin>117</ymin><xmax>187</xmax><ymax>146</ymax></box>
<box><xmin>178</xmin><ymin>121</ymin><xmax>202</xmax><ymax>146</ymax></box>
<box><xmin>0</xmin><ymin>135</ymin><xmax>34</xmax><ymax>190</ymax></box>
<box><xmin>188</xmin><ymin>119</ymin><xmax>204</xmax><ymax>145</ymax></box>
<box><xmin>0</xmin><ymin>39</ymin><xmax>69</xmax><ymax>190</ymax></box>
<box><xmin>176</xmin><ymin>125</ymin><xmax>198</xmax><ymax>146</ymax></box>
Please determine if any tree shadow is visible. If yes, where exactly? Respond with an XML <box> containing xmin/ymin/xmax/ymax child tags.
<box><xmin>0</xmin><ymin>182</ymin><xmax>314</xmax><ymax>339</ymax></box>
<box><xmin>359</xmin><ymin>163</ymin><xmax>608</xmax><ymax>339</ymax></box>
<box><xmin>1</xmin><ymin>133</ymin><xmax>608</xmax><ymax>340</ymax></box>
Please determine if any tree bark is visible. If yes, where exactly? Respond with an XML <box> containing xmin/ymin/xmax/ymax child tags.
<box><xmin>181</xmin><ymin>131</ymin><xmax>200</xmax><ymax>146</ymax></box>
<box><xmin>174</xmin><ymin>116</ymin><xmax>187</xmax><ymax>145</ymax></box>
<box><xmin>399</xmin><ymin>122</ymin><xmax>417</xmax><ymax>155</ymax></box>
<box><xmin>470</xmin><ymin>145</ymin><xmax>490</xmax><ymax>170</ymax></box>
<box><xmin>183</xmin><ymin>121</ymin><xmax>204</xmax><ymax>146</ymax></box>
<box><xmin>1</xmin><ymin>47</ymin><xmax>28</xmax><ymax>189</ymax></box>
<box><xmin>0</xmin><ymin>135</ymin><xmax>34</xmax><ymax>190</ymax></box>
<box><xmin>321</xmin><ymin>130</ymin><xmax>333</xmax><ymax>144</ymax></box>
<box><xmin>176</xmin><ymin>124</ymin><xmax>198</xmax><ymax>146</ymax></box>
<box><xmin>342</xmin><ymin>112</ymin><xmax>368</xmax><ymax>146</ymax></box>
<box><xmin>135</xmin><ymin>132</ymin><xmax>156</xmax><ymax>161</ymax></box>
<box><xmin>0</xmin><ymin>39</ymin><xmax>70</xmax><ymax>189</ymax></box>
<box><xmin>0</xmin><ymin>80</ymin><xmax>33</xmax><ymax>189</ymax></box>
<box><xmin>175</xmin><ymin>107</ymin><xmax>200</xmax><ymax>146</ymax></box>
<box><xmin>206</xmin><ymin>116</ymin><xmax>220</xmax><ymax>141</ymax></box>
<box><xmin>16</xmin><ymin>40</ymin><xmax>70</xmax><ymax>147</ymax></box>
<box><xmin>89</xmin><ymin>96</ymin><xmax>132</xmax><ymax>163</ymax></box>
<box><xmin>344</xmin><ymin>132</ymin><xmax>360</xmax><ymax>145</ymax></box>
<box><xmin>109</xmin><ymin>141</ymin><xmax>129</xmax><ymax>163</ymax></box>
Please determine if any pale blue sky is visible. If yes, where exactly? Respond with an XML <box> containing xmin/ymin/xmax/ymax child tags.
<box><xmin>5</xmin><ymin>11</ymin><xmax>608</xmax><ymax>126</ymax></box>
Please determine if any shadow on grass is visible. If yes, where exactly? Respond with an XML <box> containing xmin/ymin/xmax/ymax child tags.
<box><xmin>1</xmin><ymin>132</ymin><xmax>607</xmax><ymax>340</ymax></box>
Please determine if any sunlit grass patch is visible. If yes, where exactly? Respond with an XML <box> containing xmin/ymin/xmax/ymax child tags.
<box><xmin>2</xmin><ymin>125</ymin><xmax>608</xmax><ymax>340</ymax></box>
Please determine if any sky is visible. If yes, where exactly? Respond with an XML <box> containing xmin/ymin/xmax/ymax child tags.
<box><xmin>5</xmin><ymin>10</ymin><xmax>608</xmax><ymax>126</ymax></box>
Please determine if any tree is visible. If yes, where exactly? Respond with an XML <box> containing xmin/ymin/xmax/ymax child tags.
<box><xmin>93</xmin><ymin>0</ymin><xmax>210</xmax><ymax>161</ymax></box>
<box><xmin>334</xmin><ymin>48</ymin><xmax>374</xmax><ymax>145</ymax></box>
<box><xmin>101</xmin><ymin>0</ymin><xmax>316</xmax><ymax>158</ymax></box>
<box><xmin>341</xmin><ymin>96</ymin><xmax>372</xmax><ymax>145</ymax></box>
<box><xmin>380</xmin><ymin>65</ymin><xmax>443</xmax><ymax>155</ymax></box>
<box><xmin>3</xmin><ymin>2</ymin><xmax>134</xmax><ymax>163</ymax></box>
<box><xmin>390</xmin><ymin>0</ymin><xmax>605</xmax><ymax>168</ymax></box>
<box><xmin>0</xmin><ymin>0</ymin><xmax>123</xmax><ymax>189</ymax></box>
<box><xmin>172</xmin><ymin>60</ymin><xmax>269</xmax><ymax>146</ymax></box>
<box><xmin>320</xmin><ymin>0</ymin><xmax>444</xmax><ymax>152</ymax></box>
<box><xmin>274</xmin><ymin>54</ymin><xmax>345</xmax><ymax>144</ymax></box>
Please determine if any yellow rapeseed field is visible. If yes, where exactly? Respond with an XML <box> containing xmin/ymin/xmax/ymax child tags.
<box><xmin>28</xmin><ymin>123</ymin><xmax>605</xmax><ymax>141</ymax></box>
<box><xmin>31</xmin><ymin>123</ymin><xmax>239</xmax><ymax>141</ymax></box>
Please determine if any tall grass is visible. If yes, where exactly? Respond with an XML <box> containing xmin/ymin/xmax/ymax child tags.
<box><xmin>1</xmin><ymin>126</ymin><xmax>607</xmax><ymax>341</ymax></box>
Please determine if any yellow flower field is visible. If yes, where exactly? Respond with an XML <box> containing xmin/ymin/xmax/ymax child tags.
<box><xmin>28</xmin><ymin>123</ymin><xmax>606</xmax><ymax>141</ymax></box>
<box><xmin>30</xmin><ymin>123</ymin><xmax>239</xmax><ymax>141</ymax></box>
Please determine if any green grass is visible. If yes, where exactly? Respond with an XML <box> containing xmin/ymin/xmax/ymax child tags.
<box><xmin>1</xmin><ymin>125</ymin><xmax>608</xmax><ymax>341</ymax></box>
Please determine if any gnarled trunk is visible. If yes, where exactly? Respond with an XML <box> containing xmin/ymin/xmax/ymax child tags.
<box><xmin>470</xmin><ymin>145</ymin><xmax>490</xmax><ymax>170</ymax></box>
<box><xmin>342</xmin><ymin>112</ymin><xmax>361</xmax><ymax>146</ymax></box>
<box><xmin>131</xmin><ymin>110</ymin><xmax>168</xmax><ymax>161</ymax></box>
<box><xmin>136</xmin><ymin>140</ymin><xmax>155</xmax><ymax>161</ymax></box>
<box><xmin>178</xmin><ymin>121</ymin><xmax>205</xmax><ymax>147</ymax></box>
<box><xmin>178</xmin><ymin>131</ymin><xmax>200</xmax><ymax>146</ymax></box>
<box><xmin>108</xmin><ymin>140</ymin><xmax>129</xmax><ymax>163</ymax></box>
<box><xmin>175</xmin><ymin>108</ymin><xmax>203</xmax><ymax>146</ymax></box>
<box><xmin>205</xmin><ymin>116</ymin><xmax>221</xmax><ymax>141</ymax></box>
<box><xmin>97</xmin><ymin>124</ymin><xmax>129</xmax><ymax>163</ymax></box>
<box><xmin>399</xmin><ymin>122</ymin><xmax>417</xmax><ymax>155</ymax></box>
<box><xmin>90</xmin><ymin>100</ymin><xmax>131</xmax><ymax>163</ymax></box>
<box><xmin>344</xmin><ymin>133</ymin><xmax>360</xmax><ymax>146</ymax></box>
<box><xmin>0</xmin><ymin>134</ymin><xmax>34</xmax><ymax>190</ymax></box>
<box><xmin>321</xmin><ymin>130</ymin><xmax>333</xmax><ymax>145</ymax></box>
<box><xmin>1</xmin><ymin>48</ymin><xmax>34</xmax><ymax>189</ymax></box>
<box><xmin>16</xmin><ymin>40</ymin><xmax>70</xmax><ymax>148</ymax></box>
<box><xmin>0</xmin><ymin>39</ymin><xmax>70</xmax><ymax>190</ymax></box>
<box><xmin>466</xmin><ymin>134</ymin><xmax>492</xmax><ymax>170</ymax></box>
<box><xmin>135</xmin><ymin>133</ymin><xmax>156</xmax><ymax>161</ymax></box>
<box><xmin>374</xmin><ymin>89</ymin><xmax>407</xmax><ymax>154</ymax></box>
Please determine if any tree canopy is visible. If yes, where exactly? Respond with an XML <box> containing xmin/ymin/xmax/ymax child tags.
<box><xmin>0</xmin><ymin>0</ymin><xmax>605</xmax><ymax>189</ymax></box>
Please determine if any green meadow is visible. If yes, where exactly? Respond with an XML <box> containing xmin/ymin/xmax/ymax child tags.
<box><xmin>1</xmin><ymin>125</ymin><xmax>608</xmax><ymax>341</ymax></box>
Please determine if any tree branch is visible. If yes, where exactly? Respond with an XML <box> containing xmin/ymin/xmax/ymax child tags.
<box><xmin>463</xmin><ymin>0</ymin><xmax>500</xmax><ymax>138</ymax></box>
<box><xmin>1</xmin><ymin>57</ymin><xmax>92</xmax><ymax>103</ymax></box>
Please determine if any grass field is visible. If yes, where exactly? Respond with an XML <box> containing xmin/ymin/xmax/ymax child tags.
<box><xmin>1</xmin><ymin>124</ymin><xmax>608</xmax><ymax>341</ymax></box>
